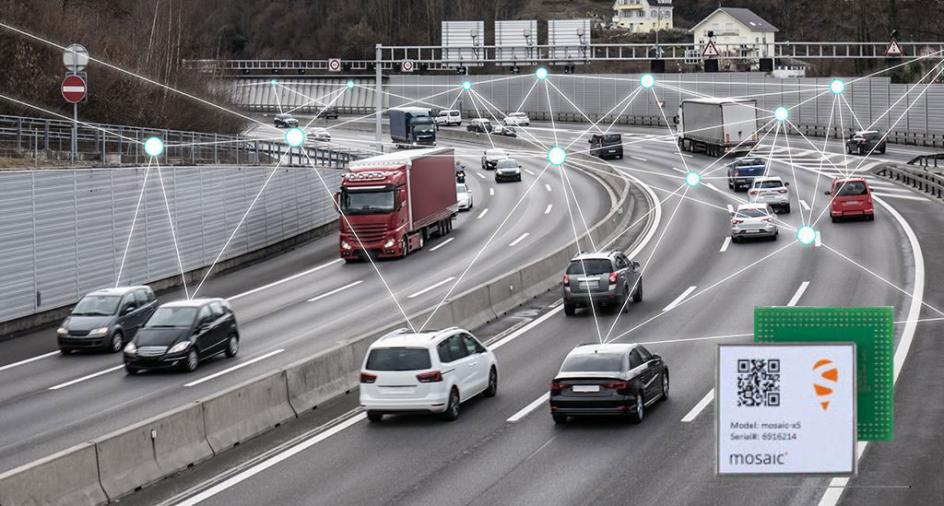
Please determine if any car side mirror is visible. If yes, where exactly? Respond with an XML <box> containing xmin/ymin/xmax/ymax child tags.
<box><xmin>122</xmin><ymin>305</ymin><xmax>135</xmax><ymax>315</ymax></box>
<box><xmin>824</xmin><ymin>190</ymin><xmax>831</xmax><ymax>196</ymax></box>
<box><xmin>784</xmin><ymin>182</ymin><xmax>790</xmax><ymax>186</ymax></box>
<box><xmin>651</xmin><ymin>354</ymin><xmax>662</xmax><ymax>362</ymax></box>
<box><xmin>632</xmin><ymin>261</ymin><xmax>641</xmax><ymax>270</ymax></box>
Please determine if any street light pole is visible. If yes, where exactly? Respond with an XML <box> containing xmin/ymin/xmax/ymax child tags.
<box><xmin>374</xmin><ymin>43</ymin><xmax>383</xmax><ymax>153</ymax></box>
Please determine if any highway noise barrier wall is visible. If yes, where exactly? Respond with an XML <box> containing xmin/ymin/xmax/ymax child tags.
<box><xmin>0</xmin><ymin>132</ymin><xmax>641</xmax><ymax>506</ymax></box>
<box><xmin>0</xmin><ymin>166</ymin><xmax>343</xmax><ymax>334</ymax></box>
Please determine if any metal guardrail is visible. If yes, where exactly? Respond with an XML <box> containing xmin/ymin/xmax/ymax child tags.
<box><xmin>908</xmin><ymin>153</ymin><xmax>944</xmax><ymax>168</ymax></box>
<box><xmin>875</xmin><ymin>163</ymin><xmax>944</xmax><ymax>199</ymax></box>
<box><xmin>184</xmin><ymin>41</ymin><xmax>944</xmax><ymax>73</ymax></box>
<box><xmin>0</xmin><ymin>115</ymin><xmax>368</xmax><ymax>168</ymax></box>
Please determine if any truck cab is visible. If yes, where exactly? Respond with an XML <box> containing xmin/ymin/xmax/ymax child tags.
<box><xmin>389</xmin><ymin>107</ymin><xmax>436</xmax><ymax>149</ymax></box>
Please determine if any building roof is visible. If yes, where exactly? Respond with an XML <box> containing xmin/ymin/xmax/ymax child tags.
<box><xmin>691</xmin><ymin>7</ymin><xmax>779</xmax><ymax>33</ymax></box>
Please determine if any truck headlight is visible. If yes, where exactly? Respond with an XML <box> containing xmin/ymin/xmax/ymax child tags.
<box><xmin>384</xmin><ymin>238</ymin><xmax>396</xmax><ymax>248</ymax></box>
<box><xmin>57</xmin><ymin>327</ymin><xmax>68</xmax><ymax>336</ymax></box>
<box><xmin>341</xmin><ymin>241</ymin><xmax>352</xmax><ymax>251</ymax></box>
<box><xmin>124</xmin><ymin>342</ymin><xmax>137</xmax><ymax>355</ymax></box>
<box><xmin>168</xmin><ymin>341</ymin><xmax>191</xmax><ymax>354</ymax></box>
<box><xmin>88</xmin><ymin>327</ymin><xmax>109</xmax><ymax>337</ymax></box>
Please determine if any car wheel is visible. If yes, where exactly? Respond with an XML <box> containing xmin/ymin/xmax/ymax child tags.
<box><xmin>552</xmin><ymin>413</ymin><xmax>568</xmax><ymax>425</ymax></box>
<box><xmin>108</xmin><ymin>331</ymin><xmax>124</xmax><ymax>353</ymax></box>
<box><xmin>366</xmin><ymin>411</ymin><xmax>383</xmax><ymax>423</ymax></box>
<box><xmin>483</xmin><ymin>367</ymin><xmax>498</xmax><ymax>398</ymax></box>
<box><xmin>125</xmin><ymin>365</ymin><xmax>138</xmax><ymax>375</ymax></box>
<box><xmin>859</xmin><ymin>146</ymin><xmax>866</xmax><ymax>156</ymax></box>
<box><xmin>442</xmin><ymin>388</ymin><xmax>460</xmax><ymax>421</ymax></box>
<box><xmin>783</xmin><ymin>204</ymin><xmax>791</xmax><ymax>214</ymax></box>
<box><xmin>832</xmin><ymin>216</ymin><xmax>839</xmax><ymax>223</ymax></box>
<box><xmin>867</xmin><ymin>214</ymin><xmax>875</xmax><ymax>221</ymax></box>
<box><xmin>60</xmin><ymin>348</ymin><xmax>73</xmax><ymax>355</ymax></box>
<box><xmin>660</xmin><ymin>371</ymin><xmax>670</xmax><ymax>401</ymax></box>
<box><xmin>401</xmin><ymin>236</ymin><xmax>409</xmax><ymax>258</ymax></box>
<box><xmin>564</xmin><ymin>303</ymin><xmax>576</xmax><ymax>316</ymax></box>
<box><xmin>880</xmin><ymin>147</ymin><xmax>886</xmax><ymax>154</ymax></box>
<box><xmin>183</xmin><ymin>349</ymin><xmax>199</xmax><ymax>373</ymax></box>
<box><xmin>225</xmin><ymin>334</ymin><xmax>239</xmax><ymax>358</ymax></box>
<box><xmin>633</xmin><ymin>281</ymin><xmax>643</xmax><ymax>303</ymax></box>
<box><xmin>631</xmin><ymin>392</ymin><xmax>645</xmax><ymax>423</ymax></box>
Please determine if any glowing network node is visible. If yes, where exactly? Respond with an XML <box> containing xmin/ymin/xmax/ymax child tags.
<box><xmin>346</xmin><ymin>80</ymin><xmax>355</xmax><ymax>89</ymax></box>
<box><xmin>144</xmin><ymin>137</ymin><xmax>164</xmax><ymax>157</ymax></box>
<box><xmin>774</xmin><ymin>106</ymin><xmax>790</xmax><ymax>122</ymax></box>
<box><xmin>270</xmin><ymin>79</ymin><xmax>278</xmax><ymax>86</ymax></box>
<box><xmin>285</xmin><ymin>128</ymin><xmax>306</xmax><ymax>147</ymax></box>
<box><xmin>640</xmin><ymin>73</ymin><xmax>656</xmax><ymax>89</ymax></box>
<box><xmin>462</xmin><ymin>81</ymin><xmax>472</xmax><ymax>91</ymax></box>
<box><xmin>535</xmin><ymin>67</ymin><xmax>549</xmax><ymax>80</ymax></box>
<box><xmin>797</xmin><ymin>225</ymin><xmax>817</xmax><ymax>245</ymax></box>
<box><xmin>547</xmin><ymin>146</ymin><xmax>567</xmax><ymax>166</ymax></box>
<box><xmin>685</xmin><ymin>171</ymin><xmax>701</xmax><ymax>187</ymax></box>
<box><xmin>830</xmin><ymin>79</ymin><xmax>846</xmax><ymax>95</ymax></box>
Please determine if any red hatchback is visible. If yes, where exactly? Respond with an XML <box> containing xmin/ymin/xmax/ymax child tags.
<box><xmin>826</xmin><ymin>178</ymin><xmax>874</xmax><ymax>222</ymax></box>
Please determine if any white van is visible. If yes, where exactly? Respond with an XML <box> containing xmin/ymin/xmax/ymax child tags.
<box><xmin>435</xmin><ymin>109</ymin><xmax>462</xmax><ymax>127</ymax></box>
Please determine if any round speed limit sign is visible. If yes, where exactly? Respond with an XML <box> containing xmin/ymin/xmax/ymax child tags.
<box><xmin>401</xmin><ymin>60</ymin><xmax>415</xmax><ymax>73</ymax></box>
<box><xmin>328</xmin><ymin>58</ymin><xmax>342</xmax><ymax>72</ymax></box>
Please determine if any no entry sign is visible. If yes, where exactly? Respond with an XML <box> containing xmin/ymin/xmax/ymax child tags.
<box><xmin>62</xmin><ymin>74</ymin><xmax>87</xmax><ymax>104</ymax></box>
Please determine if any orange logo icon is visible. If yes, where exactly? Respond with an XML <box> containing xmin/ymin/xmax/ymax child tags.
<box><xmin>812</xmin><ymin>359</ymin><xmax>839</xmax><ymax>410</ymax></box>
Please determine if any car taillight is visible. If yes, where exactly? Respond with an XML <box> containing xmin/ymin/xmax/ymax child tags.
<box><xmin>609</xmin><ymin>272</ymin><xmax>618</xmax><ymax>284</ymax></box>
<box><xmin>749</xmin><ymin>190</ymin><xmax>759</xmax><ymax>196</ymax></box>
<box><xmin>416</xmin><ymin>370</ymin><xmax>443</xmax><ymax>383</ymax></box>
<box><xmin>731</xmin><ymin>219</ymin><xmax>744</xmax><ymax>225</ymax></box>
<box><xmin>763</xmin><ymin>217</ymin><xmax>773</xmax><ymax>223</ymax></box>
<box><xmin>603</xmin><ymin>381</ymin><xmax>629</xmax><ymax>391</ymax></box>
<box><xmin>562</xmin><ymin>274</ymin><xmax>570</xmax><ymax>284</ymax></box>
<box><xmin>550</xmin><ymin>381</ymin><xmax>568</xmax><ymax>394</ymax></box>
<box><xmin>777</xmin><ymin>189</ymin><xmax>788</xmax><ymax>194</ymax></box>
<box><xmin>360</xmin><ymin>372</ymin><xmax>377</xmax><ymax>383</ymax></box>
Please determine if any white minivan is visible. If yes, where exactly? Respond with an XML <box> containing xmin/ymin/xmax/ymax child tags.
<box><xmin>435</xmin><ymin>109</ymin><xmax>462</xmax><ymax>127</ymax></box>
<box><xmin>359</xmin><ymin>327</ymin><xmax>498</xmax><ymax>422</ymax></box>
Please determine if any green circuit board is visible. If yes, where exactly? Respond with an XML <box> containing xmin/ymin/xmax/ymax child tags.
<box><xmin>754</xmin><ymin>306</ymin><xmax>894</xmax><ymax>441</ymax></box>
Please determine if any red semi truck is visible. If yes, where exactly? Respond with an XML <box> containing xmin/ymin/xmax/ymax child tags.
<box><xmin>337</xmin><ymin>147</ymin><xmax>458</xmax><ymax>261</ymax></box>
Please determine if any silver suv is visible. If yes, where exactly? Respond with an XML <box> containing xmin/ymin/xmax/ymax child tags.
<box><xmin>562</xmin><ymin>251</ymin><xmax>642</xmax><ymax>316</ymax></box>
<box><xmin>748</xmin><ymin>176</ymin><xmax>791</xmax><ymax>213</ymax></box>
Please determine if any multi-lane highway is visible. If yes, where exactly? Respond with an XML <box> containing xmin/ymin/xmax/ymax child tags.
<box><xmin>92</xmin><ymin>118</ymin><xmax>944</xmax><ymax>505</ymax></box>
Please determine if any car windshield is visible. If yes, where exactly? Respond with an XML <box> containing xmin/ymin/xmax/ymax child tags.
<box><xmin>496</xmin><ymin>159</ymin><xmax>517</xmax><ymax>169</ymax></box>
<box><xmin>366</xmin><ymin>347</ymin><xmax>432</xmax><ymax>371</ymax></box>
<box><xmin>145</xmin><ymin>307</ymin><xmax>197</xmax><ymax>328</ymax></box>
<box><xmin>736</xmin><ymin>165</ymin><xmax>766</xmax><ymax>176</ymax></box>
<box><xmin>736</xmin><ymin>208</ymin><xmax>768</xmax><ymax>218</ymax></box>
<box><xmin>836</xmin><ymin>182</ymin><xmax>868</xmax><ymax>196</ymax></box>
<box><xmin>72</xmin><ymin>295</ymin><xmax>121</xmax><ymax>316</ymax></box>
<box><xmin>561</xmin><ymin>353</ymin><xmax>624</xmax><ymax>372</ymax></box>
<box><xmin>456</xmin><ymin>183</ymin><xmax>468</xmax><ymax>194</ymax></box>
<box><xmin>340</xmin><ymin>189</ymin><xmax>396</xmax><ymax>215</ymax></box>
<box><xmin>602</xmin><ymin>134</ymin><xmax>621</xmax><ymax>143</ymax></box>
<box><xmin>414</xmin><ymin>122</ymin><xmax>435</xmax><ymax>134</ymax></box>
<box><xmin>566</xmin><ymin>259</ymin><xmax>613</xmax><ymax>275</ymax></box>
<box><xmin>754</xmin><ymin>180</ymin><xmax>784</xmax><ymax>189</ymax></box>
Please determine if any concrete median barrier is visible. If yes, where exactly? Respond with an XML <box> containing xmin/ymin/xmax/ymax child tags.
<box><xmin>93</xmin><ymin>402</ymin><xmax>213</xmax><ymax>500</ymax></box>
<box><xmin>0</xmin><ymin>443</ymin><xmax>107</xmax><ymax>506</ymax></box>
<box><xmin>443</xmin><ymin>285</ymin><xmax>496</xmax><ymax>331</ymax></box>
<box><xmin>286</xmin><ymin>344</ymin><xmax>358</xmax><ymax>414</ymax></box>
<box><xmin>202</xmin><ymin>371</ymin><xmax>296</xmax><ymax>453</ymax></box>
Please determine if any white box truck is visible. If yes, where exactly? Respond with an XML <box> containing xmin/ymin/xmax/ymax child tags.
<box><xmin>677</xmin><ymin>98</ymin><xmax>759</xmax><ymax>157</ymax></box>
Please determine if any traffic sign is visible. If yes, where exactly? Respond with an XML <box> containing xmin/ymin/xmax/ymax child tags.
<box><xmin>328</xmin><ymin>58</ymin><xmax>342</xmax><ymax>72</ymax></box>
<box><xmin>886</xmin><ymin>37</ymin><xmax>903</xmax><ymax>57</ymax></box>
<box><xmin>61</xmin><ymin>74</ymin><xmax>87</xmax><ymax>104</ymax></box>
<box><xmin>703</xmin><ymin>40</ymin><xmax>720</xmax><ymax>58</ymax></box>
<box><xmin>62</xmin><ymin>43</ymin><xmax>89</xmax><ymax>72</ymax></box>
<box><xmin>401</xmin><ymin>60</ymin><xmax>415</xmax><ymax>73</ymax></box>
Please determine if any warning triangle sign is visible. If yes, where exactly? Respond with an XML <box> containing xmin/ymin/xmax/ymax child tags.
<box><xmin>703</xmin><ymin>40</ymin><xmax>720</xmax><ymax>58</ymax></box>
<box><xmin>886</xmin><ymin>38</ymin><xmax>903</xmax><ymax>57</ymax></box>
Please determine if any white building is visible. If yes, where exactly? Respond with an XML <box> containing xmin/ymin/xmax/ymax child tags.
<box><xmin>612</xmin><ymin>0</ymin><xmax>674</xmax><ymax>33</ymax></box>
<box><xmin>690</xmin><ymin>7</ymin><xmax>778</xmax><ymax>59</ymax></box>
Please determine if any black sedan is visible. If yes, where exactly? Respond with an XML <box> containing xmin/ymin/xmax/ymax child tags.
<box><xmin>845</xmin><ymin>130</ymin><xmax>886</xmax><ymax>155</ymax></box>
<box><xmin>549</xmin><ymin>343</ymin><xmax>668</xmax><ymax>424</ymax></box>
<box><xmin>124</xmin><ymin>298</ymin><xmax>239</xmax><ymax>374</ymax></box>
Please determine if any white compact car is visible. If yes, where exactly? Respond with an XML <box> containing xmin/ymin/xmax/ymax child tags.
<box><xmin>360</xmin><ymin>328</ymin><xmax>498</xmax><ymax>422</ymax></box>
<box><xmin>503</xmin><ymin>112</ymin><xmax>530</xmax><ymax>126</ymax></box>
<box><xmin>748</xmin><ymin>176</ymin><xmax>791</xmax><ymax>213</ymax></box>
<box><xmin>456</xmin><ymin>182</ymin><xmax>473</xmax><ymax>211</ymax></box>
<box><xmin>435</xmin><ymin>109</ymin><xmax>462</xmax><ymax>127</ymax></box>
<box><xmin>309</xmin><ymin>127</ymin><xmax>331</xmax><ymax>142</ymax></box>
<box><xmin>730</xmin><ymin>203</ymin><xmax>778</xmax><ymax>242</ymax></box>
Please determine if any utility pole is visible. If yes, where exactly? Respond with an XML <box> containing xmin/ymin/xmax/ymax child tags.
<box><xmin>374</xmin><ymin>43</ymin><xmax>384</xmax><ymax>153</ymax></box>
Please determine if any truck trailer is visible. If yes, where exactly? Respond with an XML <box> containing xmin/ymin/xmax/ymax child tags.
<box><xmin>677</xmin><ymin>98</ymin><xmax>759</xmax><ymax>157</ymax></box>
<box><xmin>337</xmin><ymin>147</ymin><xmax>457</xmax><ymax>261</ymax></box>
<box><xmin>389</xmin><ymin>107</ymin><xmax>436</xmax><ymax>149</ymax></box>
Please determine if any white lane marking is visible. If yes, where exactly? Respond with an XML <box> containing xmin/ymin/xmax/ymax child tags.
<box><xmin>872</xmin><ymin>192</ymin><xmax>928</xmax><ymax>201</ymax></box>
<box><xmin>476</xmin><ymin>208</ymin><xmax>489</xmax><ymax>220</ymax></box>
<box><xmin>544</xmin><ymin>204</ymin><xmax>553</xmax><ymax>215</ymax></box>
<box><xmin>705</xmin><ymin>182</ymin><xmax>719</xmax><ymax>191</ymax></box>
<box><xmin>818</xmin><ymin>195</ymin><xmax>926</xmax><ymax>506</ymax></box>
<box><xmin>48</xmin><ymin>365</ymin><xmax>124</xmax><ymax>391</ymax></box>
<box><xmin>228</xmin><ymin>259</ymin><xmax>343</xmax><ymax>301</ymax></box>
<box><xmin>544</xmin><ymin>184</ymin><xmax>552</xmax><ymax>192</ymax></box>
<box><xmin>681</xmin><ymin>389</ymin><xmax>714</xmax><ymax>423</ymax></box>
<box><xmin>663</xmin><ymin>286</ymin><xmax>696</xmax><ymax>312</ymax></box>
<box><xmin>787</xmin><ymin>281</ymin><xmax>810</xmax><ymax>307</ymax></box>
<box><xmin>525</xmin><ymin>169</ymin><xmax>535</xmax><ymax>176</ymax></box>
<box><xmin>307</xmin><ymin>281</ymin><xmax>363</xmax><ymax>302</ymax></box>
<box><xmin>475</xmin><ymin>171</ymin><xmax>486</xmax><ymax>180</ymax></box>
<box><xmin>429</xmin><ymin>238</ymin><xmax>454</xmax><ymax>252</ymax></box>
<box><xmin>509</xmin><ymin>233</ymin><xmax>530</xmax><ymax>247</ymax></box>
<box><xmin>489</xmin><ymin>187</ymin><xmax>495</xmax><ymax>196</ymax></box>
<box><xmin>407</xmin><ymin>276</ymin><xmax>456</xmax><ymax>299</ymax></box>
<box><xmin>175</xmin><ymin>413</ymin><xmax>365</xmax><ymax>506</ymax></box>
<box><xmin>630</xmin><ymin>155</ymin><xmax>649</xmax><ymax>162</ymax></box>
<box><xmin>814</xmin><ymin>231</ymin><xmax>823</xmax><ymax>248</ymax></box>
<box><xmin>726</xmin><ymin>204</ymin><xmax>734</xmax><ymax>214</ymax></box>
<box><xmin>184</xmin><ymin>349</ymin><xmax>285</xmax><ymax>387</ymax></box>
<box><xmin>507</xmin><ymin>392</ymin><xmax>550</xmax><ymax>423</ymax></box>
<box><xmin>800</xmin><ymin>199</ymin><xmax>811</xmax><ymax>211</ymax></box>
<box><xmin>0</xmin><ymin>351</ymin><xmax>60</xmax><ymax>373</ymax></box>
<box><xmin>866</xmin><ymin>184</ymin><xmax>910</xmax><ymax>193</ymax></box>
<box><xmin>719</xmin><ymin>237</ymin><xmax>731</xmax><ymax>253</ymax></box>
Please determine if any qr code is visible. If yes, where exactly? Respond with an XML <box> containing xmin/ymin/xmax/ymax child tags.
<box><xmin>736</xmin><ymin>359</ymin><xmax>781</xmax><ymax>407</ymax></box>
